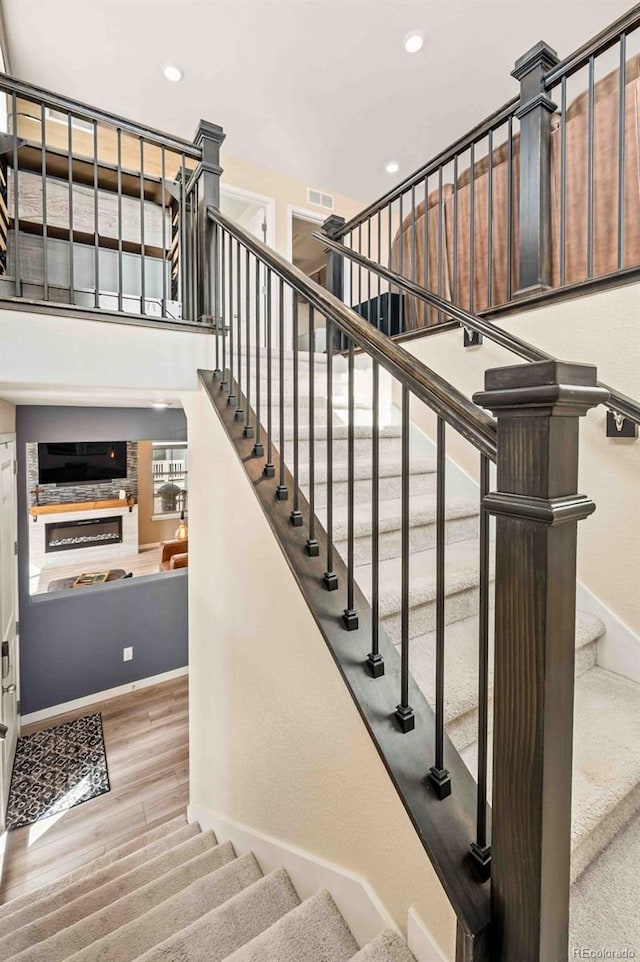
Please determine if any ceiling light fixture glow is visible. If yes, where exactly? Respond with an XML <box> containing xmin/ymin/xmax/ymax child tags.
<box><xmin>385</xmin><ymin>161</ymin><xmax>400</xmax><ymax>174</ymax></box>
<box><xmin>162</xmin><ymin>65</ymin><xmax>183</xmax><ymax>83</ymax></box>
<box><xmin>150</xmin><ymin>401</ymin><xmax>170</xmax><ymax>409</ymax></box>
<box><xmin>404</xmin><ymin>32</ymin><xmax>424</xmax><ymax>54</ymax></box>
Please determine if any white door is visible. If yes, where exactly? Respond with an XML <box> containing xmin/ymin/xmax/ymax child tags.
<box><xmin>0</xmin><ymin>438</ymin><xmax>18</xmax><ymax>827</ymax></box>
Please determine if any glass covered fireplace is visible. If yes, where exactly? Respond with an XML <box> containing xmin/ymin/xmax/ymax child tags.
<box><xmin>45</xmin><ymin>516</ymin><xmax>123</xmax><ymax>553</ymax></box>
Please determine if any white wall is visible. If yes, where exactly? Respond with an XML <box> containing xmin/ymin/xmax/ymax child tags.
<box><xmin>401</xmin><ymin>282</ymin><xmax>640</xmax><ymax>634</ymax></box>
<box><xmin>0</xmin><ymin>309</ymin><xmax>215</xmax><ymax>404</ymax></box>
<box><xmin>183</xmin><ymin>383</ymin><xmax>456</xmax><ymax>960</ymax></box>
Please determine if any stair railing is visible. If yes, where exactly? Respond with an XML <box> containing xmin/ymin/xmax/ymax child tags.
<box><xmin>315</xmin><ymin>230</ymin><xmax>640</xmax><ymax>433</ymax></box>
<box><xmin>206</xmin><ymin>203</ymin><xmax>608</xmax><ymax>962</ymax></box>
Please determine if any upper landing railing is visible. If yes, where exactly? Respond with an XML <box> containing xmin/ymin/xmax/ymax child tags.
<box><xmin>0</xmin><ymin>72</ymin><xmax>224</xmax><ymax>325</ymax></box>
<box><xmin>333</xmin><ymin>7</ymin><xmax>640</xmax><ymax>333</ymax></box>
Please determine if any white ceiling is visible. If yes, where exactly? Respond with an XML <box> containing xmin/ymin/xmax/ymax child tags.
<box><xmin>2</xmin><ymin>0</ymin><xmax>631</xmax><ymax>202</ymax></box>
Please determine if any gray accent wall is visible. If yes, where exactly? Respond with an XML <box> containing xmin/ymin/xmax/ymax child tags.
<box><xmin>16</xmin><ymin>405</ymin><xmax>188</xmax><ymax>715</ymax></box>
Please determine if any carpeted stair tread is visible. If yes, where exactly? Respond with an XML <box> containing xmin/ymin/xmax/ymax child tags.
<box><xmin>350</xmin><ymin>930</ymin><xmax>416</xmax><ymax>961</ymax></box>
<box><xmin>0</xmin><ymin>821</ymin><xmax>201</xmax><ymax>936</ymax></box>
<box><xmin>298</xmin><ymin>456</ymin><xmax>436</xmax><ymax>486</ymax></box>
<box><xmin>0</xmin><ymin>816</ymin><xmax>190</xmax><ymax>923</ymax></box>
<box><xmin>405</xmin><ymin>608</ymin><xmax>603</xmax><ymax>750</ymax></box>
<box><xmin>327</xmin><ymin>495</ymin><xmax>478</xmax><ymax>543</ymax></box>
<box><xmin>1</xmin><ymin>832</ymin><xmax>221</xmax><ymax>960</ymax></box>
<box><xmin>570</xmin><ymin>808</ymin><xmax>640</xmax><ymax>956</ymax></box>
<box><xmin>133</xmin><ymin>866</ymin><xmax>300</xmax><ymax>962</ymax></box>
<box><xmin>461</xmin><ymin>667</ymin><xmax>640</xmax><ymax>882</ymax></box>
<box><xmin>222</xmin><ymin>889</ymin><xmax>359</xmax><ymax>962</ymax></box>
<box><xmin>64</xmin><ymin>851</ymin><xmax>263</xmax><ymax>962</ymax></box>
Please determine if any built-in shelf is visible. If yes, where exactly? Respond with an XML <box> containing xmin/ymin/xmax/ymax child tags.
<box><xmin>30</xmin><ymin>497</ymin><xmax>136</xmax><ymax>517</ymax></box>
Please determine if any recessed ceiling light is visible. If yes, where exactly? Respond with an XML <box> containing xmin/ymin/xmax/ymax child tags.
<box><xmin>162</xmin><ymin>65</ymin><xmax>183</xmax><ymax>83</ymax></box>
<box><xmin>385</xmin><ymin>161</ymin><xmax>400</xmax><ymax>174</ymax></box>
<box><xmin>150</xmin><ymin>401</ymin><xmax>171</xmax><ymax>409</ymax></box>
<box><xmin>404</xmin><ymin>32</ymin><xmax>424</xmax><ymax>54</ymax></box>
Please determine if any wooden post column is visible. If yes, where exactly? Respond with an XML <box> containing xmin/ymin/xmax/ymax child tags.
<box><xmin>193</xmin><ymin>120</ymin><xmax>225</xmax><ymax>323</ymax></box>
<box><xmin>322</xmin><ymin>214</ymin><xmax>345</xmax><ymax>351</ymax></box>
<box><xmin>473</xmin><ymin>360</ymin><xmax>608</xmax><ymax>962</ymax></box>
<box><xmin>512</xmin><ymin>42</ymin><xmax>559</xmax><ymax>296</ymax></box>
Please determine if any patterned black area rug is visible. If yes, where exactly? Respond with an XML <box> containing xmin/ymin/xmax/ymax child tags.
<box><xmin>6</xmin><ymin>712</ymin><xmax>110</xmax><ymax>830</ymax></box>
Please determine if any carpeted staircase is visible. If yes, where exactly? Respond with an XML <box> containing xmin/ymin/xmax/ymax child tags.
<box><xmin>248</xmin><ymin>344</ymin><xmax>640</xmax><ymax>955</ymax></box>
<box><xmin>0</xmin><ymin>815</ymin><xmax>416</xmax><ymax>962</ymax></box>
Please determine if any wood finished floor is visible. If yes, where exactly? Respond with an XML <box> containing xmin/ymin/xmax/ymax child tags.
<box><xmin>0</xmin><ymin>676</ymin><xmax>189</xmax><ymax>904</ymax></box>
<box><xmin>31</xmin><ymin>544</ymin><xmax>165</xmax><ymax>595</ymax></box>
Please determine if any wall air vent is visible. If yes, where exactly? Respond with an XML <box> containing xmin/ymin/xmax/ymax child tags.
<box><xmin>307</xmin><ymin>188</ymin><xmax>334</xmax><ymax>211</ymax></box>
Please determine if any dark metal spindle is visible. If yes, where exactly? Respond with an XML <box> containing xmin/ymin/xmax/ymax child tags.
<box><xmin>367</xmin><ymin>217</ymin><xmax>372</xmax><ymax>325</ymax></box>
<box><xmin>93</xmin><ymin>120</ymin><xmax>100</xmax><ymax>308</ymax></box>
<box><xmin>67</xmin><ymin>114</ymin><xmax>74</xmax><ymax>304</ymax></box>
<box><xmin>305</xmin><ymin>305</ymin><xmax>318</xmax><ymax>551</ymax></box>
<box><xmin>220</xmin><ymin>229</ymin><xmax>228</xmax><ymax>390</ymax></box>
<box><xmin>139</xmin><ymin>137</ymin><xmax>145</xmax><ymax>314</ymax></box>
<box><xmin>290</xmin><ymin>294</ymin><xmax>302</xmax><ymax>524</ymax></box>
<box><xmin>452</xmin><ymin>157</ymin><xmax>459</xmax><ymax>304</ymax></box>
<box><xmin>117</xmin><ymin>128</ymin><xmax>123</xmax><ymax>311</ymax></box>
<box><xmin>506</xmin><ymin>117</ymin><xmax>514</xmax><ymax>299</ymax></box>
<box><xmin>617</xmin><ymin>34</ymin><xmax>627</xmax><ymax>270</ymax></box>
<box><xmin>470</xmin><ymin>454</ymin><xmax>491</xmax><ymax>877</ymax></box>
<box><xmin>411</xmin><ymin>184</ymin><xmax>417</xmax><ymax>328</ymax></box>
<box><xmin>342</xmin><ymin>338</ymin><xmax>358</xmax><ymax>629</ymax></box>
<box><xmin>469</xmin><ymin>141</ymin><xmax>475</xmax><ymax>312</ymax></box>
<box><xmin>235</xmin><ymin>239</ymin><xmax>243</xmax><ymax>419</ymax></box>
<box><xmin>11</xmin><ymin>92</ymin><xmax>21</xmax><ymax>296</ymax></box>
<box><xmin>487</xmin><ymin>129</ymin><xmax>493</xmax><ymax>307</ymax></box>
<box><xmin>358</xmin><ymin>223</ymin><xmax>362</xmax><ymax>309</ymax></box>
<box><xmin>213</xmin><ymin>223</ymin><xmax>221</xmax><ymax>376</ymax></box>
<box><xmin>560</xmin><ymin>77</ymin><xmax>567</xmax><ymax>287</ymax></box>
<box><xmin>264</xmin><ymin>270</ymin><xmax>275</xmax><ymax>478</ymax></box>
<box><xmin>428</xmin><ymin>417</ymin><xmax>452</xmax><ymax>798</ymax></box>
<box><xmin>160</xmin><ymin>145</ymin><xmax>167</xmax><ymax>316</ymax></box>
<box><xmin>438</xmin><ymin>166</ymin><xmax>444</xmax><ymax>322</ymax></box>
<box><xmin>587</xmin><ymin>55</ymin><xmax>595</xmax><ymax>278</ymax></box>
<box><xmin>423</xmin><ymin>175</ymin><xmax>429</xmax><ymax>296</ymax></box>
<box><xmin>244</xmin><ymin>247</ymin><xmax>253</xmax><ymax>438</ymax></box>
<box><xmin>367</xmin><ymin>360</ymin><xmax>384</xmax><ymax>677</ymax></box>
<box><xmin>323</xmin><ymin>317</ymin><xmax>338</xmax><ymax>591</ymax></box>
<box><xmin>376</xmin><ymin>211</ymin><xmax>382</xmax><ymax>319</ymax></box>
<box><xmin>276</xmin><ymin>278</ymin><xmax>287</xmax><ymax>499</ymax></box>
<box><xmin>41</xmin><ymin>103</ymin><xmax>49</xmax><ymax>300</ymax></box>
<box><xmin>395</xmin><ymin>385</ymin><xmax>414</xmax><ymax>731</ymax></box>
<box><xmin>253</xmin><ymin>258</ymin><xmax>264</xmax><ymax>457</ymax></box>
<box><xmin>180</xmin><ymin>155</ymin><xmax>187</xmax><ymax>318</ymax></box>
<box><xmin>227</xmin><ymin>236</ymin><xmax>236</xmax><ymax>406</ymax></box>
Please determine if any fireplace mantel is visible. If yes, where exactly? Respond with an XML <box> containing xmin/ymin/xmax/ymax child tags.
<box><xmin>30</xmin><ymin>497</ymin><xmax>136</xmax><ymax>519</ymax></box>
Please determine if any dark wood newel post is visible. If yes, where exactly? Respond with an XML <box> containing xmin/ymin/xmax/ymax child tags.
<box><xmin>512</xmin><ymin>42</ymin><xmax>559</xmax><ymax>297</ymax></box>
<box><xmin>473</xmin><ymin>360</ymin><xmax>608</xmax><ymax>962</ymax></box>
<box><xmin>193</xmin><ymin>119</ymin><xmax>225</xmax><ymax>323</ymax></box>
<box><xmin>322</xmin><ymin>214</ymin><xmax>346</xmax><ymax>350</ymax></box>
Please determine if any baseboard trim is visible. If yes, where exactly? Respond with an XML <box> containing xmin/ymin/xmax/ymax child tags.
<box><xmin>577</xmin><ymin>583</ymin><xmax>640</xmax><ymax>684</ymax></box>
<box><xmin>408</xmin><ymin>906</ymin><xmax>449</xmax><ymax>962</ymax></box>
<box><xmin>21</xmin><ymin>666</ymin><xmax>189</xmax><ymax>726</ymax></box>
<box><xmin>188</xmin><ymin>803</ymin><xmax>399</xmax><ymax>951</ymax></box>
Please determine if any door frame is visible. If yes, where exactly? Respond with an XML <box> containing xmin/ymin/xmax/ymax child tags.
<box><xmin>0</xmin><ymin>431</ymin><xmax>19</xmax><ymax>829</ymax></box>
<box><xmin>220</xmin><ymin>183</ymin><xmax>276</xmax><ymax>249</ymax></box>
<box><xmin>286</xmin><ymin>205</ymin><xmax>329</xmax><ymax>350</ymax></box>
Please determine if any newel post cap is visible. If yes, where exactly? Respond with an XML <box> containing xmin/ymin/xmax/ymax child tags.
<box><xmin>511</xmin><ymin>40</ymin><xmax>559</xmax><ymax>81</ymax></box>
<box><xmin>473</xmin><ymin>359</ymin><xmax>609</xmax><ymax>418</ymax></box>
<box><xmin>322</xmin><ymin>214</ymin><xmax>346</xmax><ymax>238</ymax></box>
<box><xmin>193</xmin><ymin>120</ymin><xmax>226</xmax><ymax>149</ymax></box>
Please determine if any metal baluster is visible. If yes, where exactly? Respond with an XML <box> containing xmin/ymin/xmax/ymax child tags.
<box><xmin>470</xmin><ymin>455</ymin><xmax>491</xmax><ymax>877</ymax></box>
<box><xmin>93</xmin><ymin>120</ymin><xmax>100</xmax><ymax>308</ymax></box>
<box><xmin>11</xmin><ymin>92</ymin><xmax>21</xmax><ymax>296</ymax></box>
<box><xmin>323</xmin><ymin>316</ymin><xmax>338</xmax><ymax>590</ymax></box>
<box><xmin>395</xmin><ymin>385</ymin><xmax>414</xmax><ymax>730</ymax></box>
<box><xmin>387</xmin><ymin>204</ymin><xmax>393</xmax><ymax>325</ymax></box>
<box><xmin>117</xmin><ymin>128</ymin><xmax>123</xmax><ymax>311</ymax></box>
<box><xmin>342</xmin><ymin>337</ymin><xmax>358</xmax><ymax>629</ymax></box>
<box><xmin>235</xmin><ymin>238</ymin><xmax>243</xmax><ymax>419</ymax></box>
<box><xmin>469</xmin><ymin>142</ymin><xmax>475</xmax><ymax>313</ymax></box>
<box><xmin>428</xmin><ymin>417</ymin><xmax>451</xmax><ymax>797</ymax></box>
<box><xmin>212</xmin><ymin>222</ymin><xmax>221</xmax><ymax>376</ymax></box>
<box><xmin>437</xmin><ymin>166</ymin><xmax>444</xmax><ymax>323</ymax></box>
<box><xmin>487</xmin><ymin>129</ymin><xmax>493</xmax><ymax>307</ymax></box>
<box><xmin>452</xmin><ymin>158</ymin><xmax>458</xmax><ymax>304</ymax></box>
<box><xmin>358</xmin><ymin>223</ymin><xmax>362</xmax><ymax>310</ymax></box>
<box><xmin>276</xmin><ymin>278</ymin><xmax>287</xmax><ymax>500</ymax></box>
<box><xmin>290</xmin><ymin>294</ymin><xmax>302</xmax><ymax>524</ymax></box>
<box><xmin>227</xmin><ymin>236</ymin><xmax>236</xmax><ymax>407</ymax></box>
<box><xmin>244</xmin><ymin>248</ymin><xmax>253</xmax><ymax>438</ymax></box>
<box><xmin>220</xmin><ymin>229</ymin><xmax>228</xmax><ymax>390</ymax></box>
<box><xmin>253</xmin><ymin>259</ymin><xmax>264</xmax><ymax>457</ymax></box>
<box><xmin>41</xmin><ymin>103</ymin><xmax>48</xmax><ymax>300</ymax></box>
<box><xmin>161</xmin><ymin>145</ymin><xmax>167</xmax><ymax>317</ymax></box>
<box><xmin>424</xmin><ymin>174</ymin><xmax>429</xmax><ymax>297</ymax></box>
<box><xmin>139</xmin><ymin>137</ymin><xmax>145</xmax><ymax>314</ymax></box>
<box><xmin>506</xmin><ymin>117</ymin><xmax>514</xmax><ymax>300</ymax></box>
<box><xmin>618</xmin><ymin>34</ymin><xmax>626</xmax><ymax>270</ymax></box>
<box><xmin>587</xmin><ymin>55</ymin><xmax>595</xmax><ymax>279</ymax></box>
<box><xmin>376</xmin><ymin>211</ymin><xmax>382</xmax><ymax>325</ymax></box>
<box><xmin>411</xmin><ymin>184</ymin><xmax>417</xmax><ymax>328</ymax></box>
<box><xmin>367</xmin><ymin>360</ymin><xmax>384</xmax><ymax>677</ymax></box>
<box><xmin>305</xmin><ymin>305</ymin><xmax>318</xmax><ymax>551</ymax></box>
<box><xmin>560</xmin><ymin>77</ymin><xmax>567</xmax><ymax>287</ymax></box>
<box><xmin>367</xmin><ymin>217</ymin><xmax>372</xmax><ymax>325</ymax></box>
<box><xmin>398</xmin><ymin>193</ymin><xmax>404</xmax><ymax>282</ymax></box>
<box><xmin>180</xmin><ymin>155</ymin><xmax>187</xmax><ymax>319</ymax></box>
<box><xmin>264</xmin><ymin>270</ymin><xmax>275</xmax><ymax>478</ymax></box>
<box><xmin>67</xmin><ymin>113</ymin><xmax>74</xmax><ymax>304</ymax></box>
<box><xmin>191</xmin><ymin>179</ymin><xmax>198</xmax><ymax>320</ymax></box>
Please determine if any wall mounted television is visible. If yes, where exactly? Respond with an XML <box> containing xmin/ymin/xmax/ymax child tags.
<box><xmin>38</xmin><ymin>442</ymin><xmax>128</xmax><ymax>485</ymax></box>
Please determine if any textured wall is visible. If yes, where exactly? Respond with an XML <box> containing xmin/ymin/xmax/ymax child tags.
<box><xmin>17</xmin><ymin>405</ymin><xmax>188</xmax><ymax>715</ymax></box>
